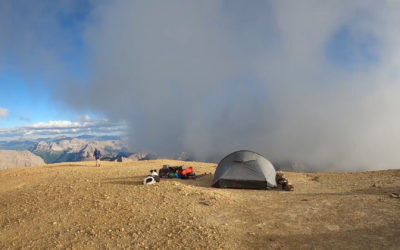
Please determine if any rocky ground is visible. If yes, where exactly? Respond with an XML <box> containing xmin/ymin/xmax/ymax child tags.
<box><xmin>0</xmin><ymin>160</ymin><xmax>399</xmax><ymax>249</ymax></box>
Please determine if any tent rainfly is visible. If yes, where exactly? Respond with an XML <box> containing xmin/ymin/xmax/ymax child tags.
<box><xmin>212</xmin><ymin>150</ymin><xmax>277</xmax><ymax>189</ymax></box>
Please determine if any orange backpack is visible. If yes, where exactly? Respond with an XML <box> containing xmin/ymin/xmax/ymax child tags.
<box><xmin>178</xmin><ymin>167</ymin><xmax>195</xmax><ymax>178</ymax></box>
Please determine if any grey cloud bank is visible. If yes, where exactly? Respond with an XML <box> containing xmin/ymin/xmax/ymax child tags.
<box><xmin>71</xmin><ymin>0</ymin><xmax>400</xmax><ymax>171</ymax></box>
<box><xmin>3</xmin><ymin>1</ymin><xmax>400</xmax><ymax>171</ymax></box>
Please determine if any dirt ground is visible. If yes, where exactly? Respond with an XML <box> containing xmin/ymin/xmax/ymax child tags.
<box><xmin>0</xmin><ymin>160</ymin><xmax>399</xmax><ymax>249</ymax></box>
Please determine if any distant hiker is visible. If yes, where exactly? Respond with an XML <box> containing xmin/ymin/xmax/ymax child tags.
<box><xmin>93</xmin><ymin>148</ymin><xmax>101</xmax><ymax>167</ymax></box>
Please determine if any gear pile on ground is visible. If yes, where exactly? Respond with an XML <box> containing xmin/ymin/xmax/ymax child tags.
<box><xmin>276</xmin><ymin>172</ymin><xmax>294</xmax><ymax>191</ymax></box>
<box><xmin>159</xmin><ymin>165</ymin><xmax>196</xmax><ymax>179</ymax></box>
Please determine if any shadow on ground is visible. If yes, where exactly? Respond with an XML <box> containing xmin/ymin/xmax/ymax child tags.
<box><xmin>102</xmin><ymin>174</ymin><xmax>215</xmax><ymax>188</ymax></box>
<box><xmin>302</xmin><ymin>186</ymin><xmax>400</xmax><ymax>197</ymax></box>
<box><xmin>249</xmin><ymin>224</ymin><xmax>400</xmax><ymax>249</ymax></box>
<box><xmin>102</xmin><ymin>176</ymin><xmax>143</xmax><ymax>186</ymax></box>
<box><xmin>44</xmin><ymin>164</ymin><xmax>96</xmax><ymax>168</ymax></box>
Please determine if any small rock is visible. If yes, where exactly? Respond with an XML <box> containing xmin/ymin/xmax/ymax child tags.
<box><xmin>200</xmin><ymin>201</ymin><xmax>212</xmax><ymax>206</ymax></box>
<box><xmin>390</xmin><ymin>192</ymin><xmax>400</xmax><ymax>198</ymax></box>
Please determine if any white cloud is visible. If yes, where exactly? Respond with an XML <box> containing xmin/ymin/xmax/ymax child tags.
<box><xmin>0</xmin><ymin>118</ymin><xmax>126</xmax><ymax>140</ymax></box>
<box><xmin>0</xmin><ymin>107</ymin><xmax>8</xmax><ymax>118</ymax></box>
<box><xmin>30</xmin><ymin>120</ymin><xmax>81</xmax><ymax>129</ymax></box>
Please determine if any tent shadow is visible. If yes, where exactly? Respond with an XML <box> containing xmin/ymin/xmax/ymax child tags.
<box><xmin>165</xmin><ymin>174</ymin><xmax>285</xmax><ymax>191</ymax></box>
<box><xmin>155</xmin><ymin>172</ymin><xmax>296</xmax><ymax>191</ymax></box>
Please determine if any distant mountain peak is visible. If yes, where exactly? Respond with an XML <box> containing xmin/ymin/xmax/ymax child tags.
<box><xmin>30</xmin><ymin>137</ymin><xmax>128</xmax><ymax>163</ymax></box>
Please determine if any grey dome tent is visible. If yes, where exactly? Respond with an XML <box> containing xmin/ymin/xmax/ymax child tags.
<box><xmin>212</xmin><ymin>150</ymin><xmax>277</xmax><ymax>189</ymax></box>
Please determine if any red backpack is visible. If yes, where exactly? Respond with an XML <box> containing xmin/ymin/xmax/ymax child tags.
<box><xmin>178</xmin><ymin>167</ymin><xmax>195</xmax><ymax>179</ymax></box>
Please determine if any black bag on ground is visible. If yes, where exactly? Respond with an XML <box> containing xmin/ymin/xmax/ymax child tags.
<box><xmin>159</xmin><ymin>165</ymin><xmax>177</xmax><ymax>178</ymax></box>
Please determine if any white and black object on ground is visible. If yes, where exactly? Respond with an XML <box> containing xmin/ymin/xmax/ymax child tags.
<box><xmin>143</xmin><ymin>169</ymin><xmax>160</xmax><ymax>185</ymax></box>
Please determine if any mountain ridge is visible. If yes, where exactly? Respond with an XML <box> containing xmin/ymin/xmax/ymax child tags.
<box><xmin>0</xmin><ymin>150</ymin><xmax>46</xmax><ymax>170</ymax></box>
<box><xmin>30</xmin><ymin>138</ymin><xmax>129</xmax><ymax>163</ymax></box>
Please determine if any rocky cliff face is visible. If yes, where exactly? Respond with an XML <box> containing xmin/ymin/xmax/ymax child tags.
<box><xmin>0</xmin><ymin>150</ymin><xmax>45</xmax><ymax>170</ymax></box>
<box><xmin>31</xmin><ymin>138</ymin><xmax>128</xmax><ymax>163</ymax></box>
<box><xmin>1</xmin><ymin>136</ymin><xmax>194</xmax><ymax>165</ymax></box>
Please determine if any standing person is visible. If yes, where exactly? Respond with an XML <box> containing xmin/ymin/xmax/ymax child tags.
<box><xmin>93</xmin><ymin>148</ymin><xmax>101</xmax><ymax>167</ymax></box>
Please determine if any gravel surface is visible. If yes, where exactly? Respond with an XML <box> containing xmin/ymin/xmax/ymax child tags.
<box><xmin>1</xmin><ymin>160</ymin><xmax>399</xmax><ymax>249</ymax></box>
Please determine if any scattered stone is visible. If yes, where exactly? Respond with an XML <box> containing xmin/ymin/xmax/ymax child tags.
<box><xmin>256</xmin><ymin>223</ymin><xmax>265</xmax><ymax>228</ymax></box>
<box><xmin>200</xmin><ymin>201</ymin><xmax>212</xmax><ymax>206</ymax></box>
<box><xmin>311</xmin><ymin>176</ymin><xmax>320</xmax><ymax>182</ymax></box>
<box><xmin>390</xmin><ymin>192</ymin><xmax>400</xmax><ymax>198</ymax></box>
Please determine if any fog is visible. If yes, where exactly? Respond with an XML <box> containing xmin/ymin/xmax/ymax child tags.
<box><xmin>3</xmin><ymin>1</ymin><xmax>400</xmax><ymax>171</ymax></box>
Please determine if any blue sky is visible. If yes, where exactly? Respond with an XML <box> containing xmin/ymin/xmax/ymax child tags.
<box><xmin>0</xmin><ymin>73</ymin><xmax>68</xmax><ymax>127</ymax></box>
<box><xmin>1</xmin><ymin>0</ymin><xmax>400</xmax><ymax>170</ymax></box>
<box><xmin>0</xmin><ymin>0</ymin><xmax>101</xmax><ymax>139</ymax></box>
